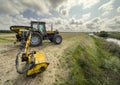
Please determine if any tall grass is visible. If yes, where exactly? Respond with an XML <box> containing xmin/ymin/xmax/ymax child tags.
<box><xmin>108</xmin><ymin>32</ymin><xmax>120</xmax><ymax>40</ymax></box>
<box><xmin>58</xmin><ymin>35</ymin><xmax>120</xmax><ymax>85</ymax></box>
<box><xmin>94</xmin><ymin>37</ymin><xmax>120</xmax><ymax>58</ymax></box>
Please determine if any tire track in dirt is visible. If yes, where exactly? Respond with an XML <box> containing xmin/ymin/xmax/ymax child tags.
<box><xmin>0</xmin><ymin>36</ymin><xmax>79</xmax><ymax>85</ymax></box>
<box><xmin>0</xmin><ymin>43</ymin><xmax>19</xmax><ymax>85</ymax></box>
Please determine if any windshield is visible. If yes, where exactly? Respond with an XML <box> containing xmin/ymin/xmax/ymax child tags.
<box><xmin>32</xmin><ymin>23</ymin><xmax>38</xmax><ymax>30</ymax></box>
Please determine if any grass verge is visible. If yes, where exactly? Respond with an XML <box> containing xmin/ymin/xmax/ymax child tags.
<box><xmin>56</xmin><ymin>35</ymin><xmax>120</xmax><ymax>85</ymax></box>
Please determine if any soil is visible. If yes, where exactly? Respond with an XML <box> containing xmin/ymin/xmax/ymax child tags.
<box><xmin>0</xmin><ymin>37</ymin><xmax>76</xmax><ymax>85</ymax></box>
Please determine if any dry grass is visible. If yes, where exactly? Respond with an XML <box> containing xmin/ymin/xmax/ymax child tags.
<box><xmin>0</xmin><ymin>32</ymin><xmax>81</xmax><ymax>43</ymax></box>
<box><xmin>0</xmin><ymin>33</ymin><xmax>15</xmax><ymax>42</ymax></box>
<box><xmin>60</xmin><ymin>32</ymin><xmax>82</xmax><ymax>39</ymax></box>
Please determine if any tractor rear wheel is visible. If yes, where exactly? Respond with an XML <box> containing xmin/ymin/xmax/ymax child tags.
<box><xmin>30</xmin><ymin>32</ymin><xmax>42</xmax><ymax>46</ymax></box>
<box><xmin>53</xmin><ymin>35</ymin><xmax>62</xmax><ymax>44</ymax></box>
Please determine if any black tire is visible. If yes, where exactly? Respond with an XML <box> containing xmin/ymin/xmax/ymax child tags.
<box><xmin>30</xmin><ymin>32</ymin><xmax>42</xmax><ymax>46</ymax></box>
<box><xmin>53</xmin><ymin>35</ymin><xmax>62</xmax><ymax>44</ymax></box>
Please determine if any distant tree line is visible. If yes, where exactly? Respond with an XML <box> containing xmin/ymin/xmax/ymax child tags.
<box><xmin>94</xmin><ymin>31</ymin><xmax>120</xmax><ymax>40</ymax></box>
<box><xmin>0</xmin><ymin>30</ymin><xmax>13</xmax><ymax>33</ymax></box>
<box><xmin>95</xmin><ymin>31</ymin><xmax>108</xmax><ymax>37</ymax></box>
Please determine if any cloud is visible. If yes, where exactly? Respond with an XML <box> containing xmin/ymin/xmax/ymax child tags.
<box><xmin>41</xmin><ymin>17</ymin><xmax>85</xmax><ymax>32</ymax></box>
<box><xmin>0</xmin><ymin>0</ymin><xmax>52</xmax><ymax>30</ymax></box>
<box><xmin>69</xmin><ymin>18</ymin><xmax>83</xmax><ymax>25</ymax></box>
<box><xmin>108</xmin><ymin>16</ymin><xmax>120</xmax><ymax>31</ymax></box>
<box><xmin>58</xmin><ymin>0</ymin><xmax>99</xmax><ymax>17</ymax></box>
<box><xmin>0</xmin><ymin>0</ymin><xmax>51</xmax><ymax>15</ymax></box>
<box><xmin>85</xmin><ymin>16</ymin><xmax>120</xmax><ymax>32</ymax></box>
<box><xmin>82</xmin><ymin>13</ymin><xmax>91</xmax><ymax>21</ymax></box>
<box><xmin>86</xmin><ymin>17</ymin><xmax>103</xmax><ymax>31</ymax></box>
<box><xmin>86</xmin><ymin>17</ymin><xmax>109</xmax><ymax>31</ymax></box>
<box><xmin>0</xmin><ymin>0</ymin><xmax>100</xmax><ymax>19</ymax></box>
<box><xmin>99</xmin><ymin>0</ymin><xmax>115</xmax><ymax>16</ymax></box>
<box><xmin>82</xmin><ymin>0</ymin><xmax>100</xmax><ymax>9</ymax></box>
<box><xmin>60</xmin><ymin>9</ymin><xmax>69</xmax><ymax>17</ymax></box>
<box><xmin>21</xmin><ymin>0</ymin><xmax>50</xmax><ymax>15</ymax></box>
<box><xmin>0</xmin><ymin>0</ymin><xmax>22</xmax><ymax>15</ymax></box>
<box><xmin>61</xmin><ymin>0</ymin><xmax>100</xmax><ymax>9</ymax></box>
<box><xmin>48</xmin><ymin>0</ymin><xmax>66</xmax><ymax>9</ymax></box>
<box><xmin>117</xmin><ymin>6</ymin><xmax>120</xmax><ymax>13</ymax></box>
<box><xmin>0</xmin><ymin>14</ymin><xmax>36</xmax><ymax>30</ymax></box>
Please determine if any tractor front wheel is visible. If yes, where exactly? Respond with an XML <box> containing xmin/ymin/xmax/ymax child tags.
<box><xmin>53</xmin><ymin>35</ymin><xmax>62</xmax><ymax>44</ymax></box>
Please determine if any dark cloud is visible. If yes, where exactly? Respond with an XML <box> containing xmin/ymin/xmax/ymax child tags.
<box><xmin>0</xmin><ymin>0</ymin><xmax>21</xmax><ymax>15</ymax></box>
<box><xmin>48</xmin><ymin>0</ymin><xmax>66</xmax><ymax>8</ymax></box>
<box><xmin>92</xmin><ymin>18</ymin><xmax>100</xmax><ymax>23</ymax></box>
<box><xmin>86</xmin><ymin>18</ymin><xmax>102</xmax><ymax>30</ymax></box>
<box><xmin>61</xmin><ymin>9</ymin><xmax>67</xmax><ymax>16</ymax></box>
<box><xmin>86</xmin><ymin>23</ymin><xmax>98</xmax><ymax>29</ymax></box>
<box><xmin>108</xmin><ymin>16</ymin><xmax>120</xmax><ymax>30</ymax></box>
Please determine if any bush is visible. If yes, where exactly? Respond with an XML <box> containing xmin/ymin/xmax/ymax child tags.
<box><xmin>0</xmin><ymin>30</ymin><xmax>13</xmax><ymax>33</ymax></box>
<box><xmin>98</xmin><ymin>31</ymin><xmax>108</xmax><ymax>37</ymax></box>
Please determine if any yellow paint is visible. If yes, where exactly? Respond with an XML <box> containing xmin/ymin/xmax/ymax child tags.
<box><xmin>24</xmin><ymin>33</ymin><xmax>31</xmax><ymax>55</ymax></box>
<box><xmin>27</xmin><ymin>52</ymin><xmax>49</xmax><ymax>76</ymax></box>
<box><xmin>27</xmin><ymin>63</ymin><xmax>48</xmax><ymax>76</ymax></box>
<box><xmin>46</xmin><ymin>31</ymin><xmax>55</xmax><ymax>34</ymax></box>
<box><xmin>10</xmin><ymin>26</ymin><xmax>31</xmax><ymax>33</ymax></box>
<box><xmin>34</xmin><ymin>52</ymin><xmax>46</xmax><ymax>64</ymax></box>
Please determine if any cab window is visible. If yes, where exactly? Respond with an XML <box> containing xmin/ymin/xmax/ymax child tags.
<box><xmin>38</xmin><ymin>24</ymin><xmax>45</xmax><ymax>35</ymax></box>
<box><xmin>32</xmin><ymin>23</ymin><xmax>38</xmax><ymax>30</ymax></box>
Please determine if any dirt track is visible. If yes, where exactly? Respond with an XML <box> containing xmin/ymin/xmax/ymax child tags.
<box><xmin>0</xmin><ymin>35</ymin><xmax>77</xmax><ymax>85</ymax></box>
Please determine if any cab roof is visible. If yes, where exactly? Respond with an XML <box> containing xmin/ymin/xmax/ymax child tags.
<box><xmin>31</xmin><ymin>21</ymin><xmax>46</xmax><ymax>24</ymax></box>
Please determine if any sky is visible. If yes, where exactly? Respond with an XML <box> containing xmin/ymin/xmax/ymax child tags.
<box><xmin>0</xmin><ymin>0</ymin><xmax>120</xmax><ymax>32</ymax></box>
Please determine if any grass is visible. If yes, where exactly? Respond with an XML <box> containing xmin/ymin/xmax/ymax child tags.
<box><xmin>60</xmin><ymin>32</ymin><xmax>81</xmax><ymax>40</ymax></box>
<box><xmin>0</xmin><ymin>32</ymin><xmax>81</xmax><ymax>43</ymax></box>
<box><xmin>0</xmin><ymin>33</ymin><xmax>15</xmax><ymax>43</ymax></box>
<box><xmin>94</xmin><ymin>37</ymin><xmax>120</xmax><ymax>58</ymax></box>
<box><xmin>0</xmin><ymin>38</ymin><xmax>14</xmax><ymax>43</ymax></box>
<box><xmin>0</xmin><ymin>32</ymin><xmax>120</xmax><ymax>84</ymax></box>
<box><xmin>57</xmin><ymin>34</ymin><xmax>120</xmax><ymax>85</ymax></box>
<box><xmin>108</xmin><ymin>32</ymin><xmax>120</xmax><ymax>40</ymax></box>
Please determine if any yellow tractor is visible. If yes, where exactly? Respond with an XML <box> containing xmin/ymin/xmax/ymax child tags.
<box><xmin>16</xmin><ymin>31</ymin><xmax>49</xmax><ymax>77</ymax></box>
<box><xmin>10</xmin><ymin>21</ymin><xmax>62</xmax><ymax>46</ymax></box>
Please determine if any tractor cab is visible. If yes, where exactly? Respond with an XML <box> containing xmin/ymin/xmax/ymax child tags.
<box><xmin>31</xmin><ymin>21</ymin><xmax>46</xmax><ymax>36</ymax></box>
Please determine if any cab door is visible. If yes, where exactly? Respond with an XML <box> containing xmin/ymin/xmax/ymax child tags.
<box><xmin>38</xmin><ymin>24</ymin><xmax>46</xmax><ymax>36</ymax></box>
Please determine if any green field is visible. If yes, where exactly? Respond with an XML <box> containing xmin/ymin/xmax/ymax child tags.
<box><xmin>108</xmin><ymin>32</ymin><xmax>120</xmax><ymax>40</ymax></box>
